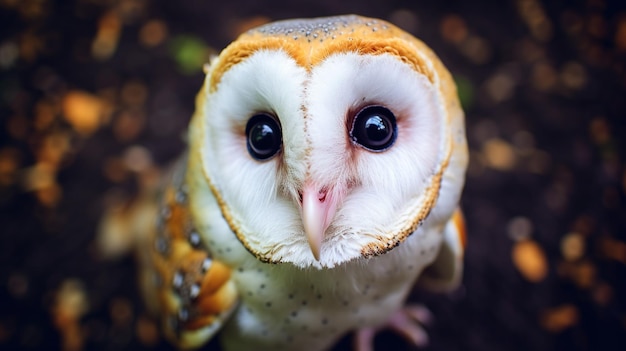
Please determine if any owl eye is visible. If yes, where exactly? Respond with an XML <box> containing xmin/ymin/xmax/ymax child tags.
<box><xmin>246</xmin><ymin>113</ymin><xmax>282</xmax><ymax>160</ymax></box>
<box><xmin>349</xmin><ymin>105</ymin><xmax>397</xmax><ymax>152</ymax></box>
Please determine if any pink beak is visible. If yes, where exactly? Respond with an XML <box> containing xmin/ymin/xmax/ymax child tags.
<box><xmin>301</xmin><ymin>183</ymin><xmax>343</xmax><ymax>261</ymax></box>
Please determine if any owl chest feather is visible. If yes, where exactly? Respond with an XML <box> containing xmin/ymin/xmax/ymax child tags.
<box><xmin>219</xmin><ymin>235</ymin><xmax>438</xmax><ymax>351</ymax></box>
<box><xmin>223</xmin><ymin>226</ymin><xmax>440</xmax><ymax>350</ymax></box>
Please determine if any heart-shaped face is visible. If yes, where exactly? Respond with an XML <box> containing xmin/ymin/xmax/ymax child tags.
<box><xmin>193</xmin><ymin>15</ymin><xmax>468</xmax><ymax>268</ymax></box>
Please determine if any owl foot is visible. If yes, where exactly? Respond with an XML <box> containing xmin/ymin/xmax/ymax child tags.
<box><xmin>354</xmin><ymin>305</ymin><xmax>432</xmax><ymax>351</ymax></box>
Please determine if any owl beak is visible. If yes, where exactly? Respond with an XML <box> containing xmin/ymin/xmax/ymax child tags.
<box><xmin>301</xmin><ymin>183</ymin><xmax>342</xmax><ymax>261</ymax></box>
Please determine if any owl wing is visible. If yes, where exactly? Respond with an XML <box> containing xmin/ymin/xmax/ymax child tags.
<box><xmin>136</xmin><ymin>158</ymin><xmax>239</xmax><ymax>349</ymax></box>
<box><xmin>416</xmin><ymin>209</ymin><xmax>466</xmax><ymax>292</ymax></box>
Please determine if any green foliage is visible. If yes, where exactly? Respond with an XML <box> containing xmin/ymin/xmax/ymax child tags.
<box><xmin>169</xmin><ymin>35</ymin><xmax>209</xmax><ymax>74</ymax></box>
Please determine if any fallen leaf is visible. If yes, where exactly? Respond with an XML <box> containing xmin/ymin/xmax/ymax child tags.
<box><xmin>62</xmin><ymin>90</ymin><xmax>104</xmax><ymax>136</ymax></box>
<box><xmin>483</xmin><ymin>138</ymin><xmax>516</xmax><ymax>171</ymax></box>
<box><xmin>51</xmin><ymin>279</ymin><xmax>88</xmax><ymax>351</ymax></box>
<box><xmin>139</xmin><ymin>19</ymin><xmax>168</xmax><ymax>47</ymax></box>
<box><xmin>540</xmin><ymin>304</ymin><xmax>579</xmax><ymax>333</ymax></box>
<box><xmin>512</xmin><ymin>239</ymin><xmax>548</xmax><ymax>282</ymax></box>
<box><xmin>560</xmin><ymin>232</ymin><xmax>585</xmax><ymax>261</ymax></box>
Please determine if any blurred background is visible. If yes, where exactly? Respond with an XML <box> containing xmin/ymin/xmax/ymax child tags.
<box><xmin>1</xmin><ymin>0</ymin><xmax>625</xmax><ymax>350</ymax></box>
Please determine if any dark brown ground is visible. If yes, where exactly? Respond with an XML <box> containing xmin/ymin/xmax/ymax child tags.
<box><xmin>1</xmin><ymin>0</ymin><xmax>626</xmax><ymax>350</ymax></box>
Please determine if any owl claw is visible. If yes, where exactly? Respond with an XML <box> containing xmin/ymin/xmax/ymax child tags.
<box><xmin>354</xmin><ymin>305</ymin><xmax>432</xmax><ymax>351</ymax></box>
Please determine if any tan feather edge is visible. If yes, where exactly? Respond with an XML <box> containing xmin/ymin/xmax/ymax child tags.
<box><xmin>360</xmin><ymin>152</ymin><xmax>450</xmax><ymax>258</ymax></box>
<box><xmin>208</xmin><ymin>37</ymin><xmax>435</xmax><ymax>93</ymax></box>
<box><xmin>191</xmin><ymin>93</ymin><xmax>267</xmax><ymax>261</ymax></box>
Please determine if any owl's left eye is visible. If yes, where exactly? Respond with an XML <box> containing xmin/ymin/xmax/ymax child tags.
<box><xmin>246</xmin><ymin>113</ymin><xmax>282</xmax><ymax>160</ymax></box>
<box><xmin>349</xmin><ymin>105</ymin><xmax>397</xmax><ymax>152</ymax></box>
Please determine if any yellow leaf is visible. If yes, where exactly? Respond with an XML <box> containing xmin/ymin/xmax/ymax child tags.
<box><xmin>62</xmin><ymin>91</ymin><xmax>104</xmax><ymax>136</ymax></box>
<box><xmin>512</xmin><ymin>239</ymin><xmax>548</xmax><ymax>283</ymax></box>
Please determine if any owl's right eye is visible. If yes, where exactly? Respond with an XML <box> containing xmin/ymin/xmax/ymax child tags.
<box><xmin>245</xmin><ymin>113</ymin><xmax>282</xmax><ymax>160</ymax></box>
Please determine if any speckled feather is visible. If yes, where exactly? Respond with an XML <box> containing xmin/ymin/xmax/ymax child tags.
<box><xmin>136</xmin><ymin>15</ymin><xmax>468</xmax><ymax>351</ymax></box>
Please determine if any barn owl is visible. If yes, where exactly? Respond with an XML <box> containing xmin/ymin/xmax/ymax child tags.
<box><xmin>133</xmin><ymin>14</ymin><xmax>468</xmax><ymax>351</ymax></box>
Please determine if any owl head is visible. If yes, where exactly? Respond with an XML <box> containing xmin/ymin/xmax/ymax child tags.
<box><xmin>191</xmin><ymin>15</ymin><xmax>468</xmax><ymax>268</ymax></box>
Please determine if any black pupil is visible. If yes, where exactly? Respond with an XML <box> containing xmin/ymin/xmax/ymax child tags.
<box><xmin>246</xmin><ymin>114</ymin><xmax>281</xmax><ymax>160</ymax></box>
<box><xmin>364</xmin><ymin>115</ymin><xmax>391</xmax><ymax>143</ymax></box>
<box><xmin>251</xmin><ymin>124</ymin><xmax>275</xmax><ymax>150</ymax></box>
<box><xmin>350</xmin><ymin>106</ymin><xmax>397</xmax><ymax>151</ymax></box>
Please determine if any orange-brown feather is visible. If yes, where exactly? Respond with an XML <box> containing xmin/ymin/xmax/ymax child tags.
<box><xmin>452</xmin><ymin>208</ymin><xmax>467</xmax><ymax>251</ymax></box>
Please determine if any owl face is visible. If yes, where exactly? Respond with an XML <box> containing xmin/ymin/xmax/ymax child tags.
<box><xmin>195</xmin><ymin>16</ymin><xmax>467</xmax><ymax>268</ymax></box>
